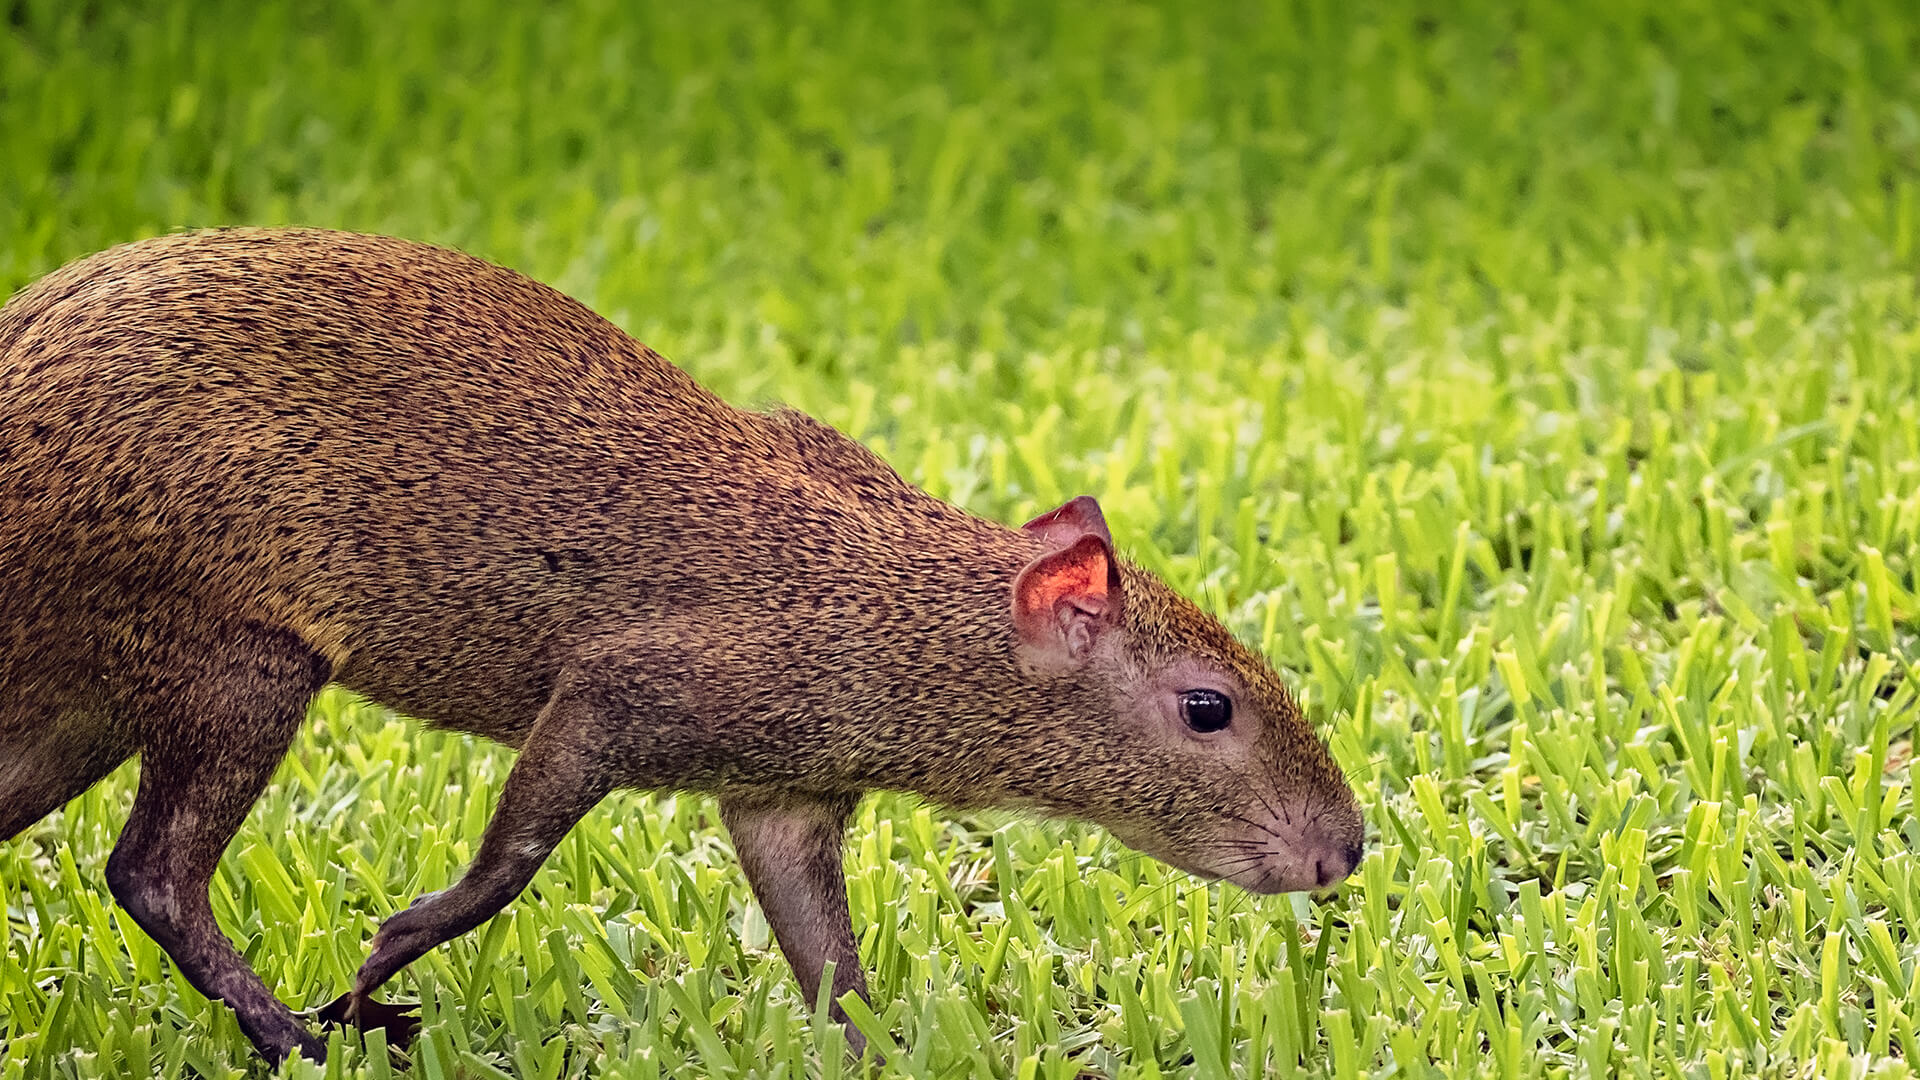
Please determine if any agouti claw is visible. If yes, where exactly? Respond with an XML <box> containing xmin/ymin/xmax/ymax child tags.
<box><xmin>314</xmin><ymin>992</ymin><xmax>423</xmax><ymax>1046</ymax></box>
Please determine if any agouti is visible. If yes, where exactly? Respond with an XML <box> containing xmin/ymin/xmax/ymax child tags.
<box><xmin>0</xmin><ymin>228</ymin><xmax>1364</xmax><ymax>1064</ymax></box>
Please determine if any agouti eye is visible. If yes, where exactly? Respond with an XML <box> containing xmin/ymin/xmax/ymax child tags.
<box><xmin>1180</xmin><ymin>689</ymin><xmax>1232</xmax><ymax>733</ymax></box>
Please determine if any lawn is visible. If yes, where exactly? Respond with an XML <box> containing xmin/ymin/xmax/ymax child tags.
<box><xmin>4</xmin><ymin>0</ymin><xmax>1920</xmax><ymax>1076</ymax></box>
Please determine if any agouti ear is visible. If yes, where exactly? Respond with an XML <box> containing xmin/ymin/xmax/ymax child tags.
<box><xmin>1022</xmin><ymin>495</ymin><xmax>1114</xmax><ymax>550</ymax></box>
<box><xmin>1012</xmin><ymin>533</ymin><xmax>1123</xmax><ymax>670</ymax></box>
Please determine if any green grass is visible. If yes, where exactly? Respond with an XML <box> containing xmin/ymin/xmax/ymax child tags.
<box><xmin>5</xmin><ymin>0</ymin><xmax>1920</xmax><ymax>1076</ymax></box>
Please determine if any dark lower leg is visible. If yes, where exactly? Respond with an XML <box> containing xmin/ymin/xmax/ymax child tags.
<box><xmin>349</xmin><ymin>694</ymin><xmax>616</xmax><ymax>1006</ymax></box>
<box><xmin>720</xmin><ymin>792</ymin><xmax>869</xmax><ymax>1055</ymax></box>
<box><xmin>107</xmin><ymin>853</ymin><xmax>324</xmax><ymax>1060</ymax></box>
<box><xmin>105</xmin><ymin>623</ymin><xmax>329</xmax><ymax>1063</ymax></box>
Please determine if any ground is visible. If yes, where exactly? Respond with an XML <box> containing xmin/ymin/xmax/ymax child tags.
<box><xmin>3</xmin><ymin>0</ymin><xmax>1919</xmax><ymax>1077</ymax></box>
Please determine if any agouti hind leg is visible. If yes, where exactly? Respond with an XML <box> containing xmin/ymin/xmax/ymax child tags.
<box><xmin>103</xmin><ymin>621</ymin><xmax>331</xmax><ymax>1064</ymax></box>
<box><xmin>344</xmin><ymin>681</ymin><xmax>618</xmax><ymax>1012</ymax></box>
<box><xmin>0</xmin><ymin>695</ymin><xmax>134</xmax><ymax>841</ymax></box>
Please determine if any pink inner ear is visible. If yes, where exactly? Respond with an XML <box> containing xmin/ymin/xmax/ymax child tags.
<box><xmin>1015</xmin><ymin>539</ymin><xmax>1111</xmax><ymax>622</ymax></box>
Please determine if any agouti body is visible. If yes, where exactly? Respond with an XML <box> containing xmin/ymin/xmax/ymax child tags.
<box><xmin>0</xmin><ymin>228</ymin><xmax>1363</xmax><ymax>1063</ymax></box>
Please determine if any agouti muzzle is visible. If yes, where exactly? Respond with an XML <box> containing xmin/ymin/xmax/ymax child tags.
<box><xmin>0</xmin><ymin>228</ymin><xmax>1363</xmax><ymax>1063</ymax></box>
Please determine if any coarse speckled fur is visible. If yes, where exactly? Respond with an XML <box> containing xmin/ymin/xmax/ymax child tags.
<box><xmin>0</xmin><ymin>228</ymin><xmax>1362</xmax><ymax>1063</ymax></box>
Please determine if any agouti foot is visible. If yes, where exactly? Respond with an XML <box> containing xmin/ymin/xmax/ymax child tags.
<box><xmin>314</xmin><ymin>992</ymin><xmax>423</xmax><ymax>1046</ymax></box>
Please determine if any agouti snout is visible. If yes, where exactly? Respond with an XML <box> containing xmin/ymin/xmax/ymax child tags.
<box><xmin>0</xmin><ymin>228</ymin><xmax>1364</xmax><ymax>1064</ymax></box>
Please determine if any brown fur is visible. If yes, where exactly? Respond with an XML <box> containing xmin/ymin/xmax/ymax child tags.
<box><xmin>0</xmin><ymin>228</ymin><xmax>1362</xmax><ymax>1063</ymax></box>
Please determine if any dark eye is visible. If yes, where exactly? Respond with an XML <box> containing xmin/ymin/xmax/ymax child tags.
<box><xmin>1180</xmin><ymin>689</ymin><xmax>1232</xmax><ymax>733</ymax></box>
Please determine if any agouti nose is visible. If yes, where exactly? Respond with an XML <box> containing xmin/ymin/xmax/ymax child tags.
<box><xmin>1314</xmin><ymin>836</ymin><xmax>1366</xmax><ymax>888</ymax></box>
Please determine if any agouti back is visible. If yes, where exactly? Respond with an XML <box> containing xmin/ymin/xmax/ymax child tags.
<box><xmin>0</xmin><ymin>228</ymin><xmax>1363</xmax><ymax>1063</ymax></box>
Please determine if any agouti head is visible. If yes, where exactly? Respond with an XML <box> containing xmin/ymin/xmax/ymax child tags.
<box><xmin>1006</xmin><ymin>496</ymin><xmax>1364</xmax><ymax>893</ymax></box>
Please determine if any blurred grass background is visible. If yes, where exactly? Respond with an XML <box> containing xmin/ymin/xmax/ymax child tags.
<box><xmin>4</xmin><ymin>0</ymin><xmax>1920</xmax><ymax>1077</ymax></box>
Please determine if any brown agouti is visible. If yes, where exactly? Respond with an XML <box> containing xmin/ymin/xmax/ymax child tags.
<box><xmin>0</xmin><ymin>228</ymin><xmax>1364</xmax><ymax>1064</ymax></box>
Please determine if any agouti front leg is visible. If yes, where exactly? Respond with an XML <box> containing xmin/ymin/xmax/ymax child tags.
<box><xmin>343</xmin><ymin>687</ymin><xmax>619</xmax><ymax>1014</ymax></box>
<box><xmin>720</xmin><ymin>792</ymin><xmax>871</xmax><ymax>1057</ymax></box>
